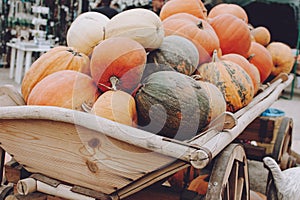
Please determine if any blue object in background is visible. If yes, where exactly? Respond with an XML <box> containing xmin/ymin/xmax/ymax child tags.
<box><xmin>261</xmin><ymin>108</ymin><xmax>285</xmax><ymax>117</ymax></box>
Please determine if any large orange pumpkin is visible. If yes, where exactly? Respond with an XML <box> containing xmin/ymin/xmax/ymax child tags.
<box><xmin>159</xmin><ymin>0</ymin><xmax>207</xmax><ymax>21</ymax></box>
<box><xmin>246</xmin><ymin>42</ymin><xmax>273</xmax><ymax>83</ymax></box>
<box><xmin>209</xmin><ymin>13</ymin><xmax>251</xmax><ymax>56</ymax></box>
<box><xmin>91</xmin><ymin>90</ymin><xmax>138</xmax><ymax>127</ymax></box>
<box><xmin>221</xmin><ymin>53</ymin><xmax>261</xmax><ymax>94</ymax></box>
<box><xmin>197</xmin><ymin>50</ymin><xmax>254</xmax><ymax>112</ymax></box>
<box><xmin>208</xmin><ymin>3</ymin><xmax>248</xmax><ymax>23</ymax></box>
<box><xmin>27</xmin><ymin>70</ymin><xmax>100</xmax><ymax>111</ymax></box>
<box><xmin>21</xmin><ymin>46</ymin><xmax>90</xmax><ymax>102</ymax></box>
<box><xmin>90</xmin><ymin>37</ymin><xmax>146</xmax><ymax>94</ymax></box>
<box><xmin>266</xmin><ymin>42</ymin><xmax>295</xmax><ymax>76</ymax></box>
<box><xmin>163</xmin><ymin>13</ymin><xmax>219</xmax><ymax>65</ymax></box>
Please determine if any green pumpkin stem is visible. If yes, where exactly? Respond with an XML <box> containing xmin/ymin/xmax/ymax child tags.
<box><xmin>110</xmin><ymin>76</ymin><xmax>119</xmax><ymax>91</ymax></box>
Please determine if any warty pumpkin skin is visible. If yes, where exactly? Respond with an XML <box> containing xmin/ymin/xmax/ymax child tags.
<box><xmin>197</xmin><ymin>51</ymin><xmax>254</xmax><ymax>113</ymax></box>
<box><xmin>105</xmin><ymin>8</ymin><xmax>164</xmax><ymax>51</ymax></box>
<box><xmin>145</xmin><ymin>35</ymin><xmax>199</xmax><ymax>79</ymax></box>
<box><xmin>90</xmin><ymin>37</ymin><xmax>147</xmax><ymax>94</ymax></box>
<box><xmin>66</xmin><ymin>11</ymin><xmax>109</xmax><ymax>56</ymax></box>
<box><xmin>134</xmin><ymin>71</ymin><xmax>213</xmax><ymax>140</ymax></box>
<box><xmin>209</xmin><ymin>13</ymin><xmax>251</xmax><ymax>56</ymax></box>
<box><xmin>21</xmin><ymin>46</ymin><xmax>90</xmax><ymax>102</ymax></box>
<box><xmin>27</xmin><ymin>70</ymin><xmax>100</xmax><ymax>111</ymax></box>
<box><xmin>91</xmin><ymin>90</ymin><xmax>138</xmax><ymax>127</ymax></box>
<box><xmin>266</xmin><ymin>42</ymin><xmax>295</xmax><ymax>76</ymax></box>
<box><xmin>208</xmin><ymin>3</ymin><xmax>248</xmax><ymax>23</ymax></box>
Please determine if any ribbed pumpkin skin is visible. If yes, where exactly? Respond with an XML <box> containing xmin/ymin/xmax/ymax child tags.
<box><xmin>21</xmin><ymin>46</ymin><xmax>90</xmax><ymax>102</ymax></box>
<box><xmin>105</xmin><ymin>8</ymin><xmax>164</xmax><ymax>51</ymax></box>
<box><xmin>90</xmin><ymin>37</ymin><xmax>146</xmax><ymax>93</ymax></box>
<box><xmin>135</xmin><ymin>71</ymin><xmax>211</xmax><ymax>140</ymax></box>
<box><xmin>197</xmin><ymin>55</ymin><xmax>254</xmax><ymax>112</ymax></box>
<box><xmin>91</xmin><ymin>90</ymin><xmax>137</xmax><ymax>127</ymax></box>
<box><xmin>209</xmin><ymin>13</ymin><xmax>251</xmax><ymax>56</ymax></box>
<box><xmin>145</xmin><ymin>35</ymin><xmax>199</xmax><ymax>79</ymax></box>
<box><xmin>27</xmin><ymin>70</ymin><xmax>99</xmax><ymax>111</ymax></box>
<box><xmin>208</xmin><ymin>3</ymin><xmax>248</xmax><ymax>23</ymax></box>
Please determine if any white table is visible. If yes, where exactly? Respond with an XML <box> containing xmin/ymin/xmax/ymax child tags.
<box><xmin>6</xmin><ymin>42</ymin><xmax>51</xmax><ymax>84</ymax></box>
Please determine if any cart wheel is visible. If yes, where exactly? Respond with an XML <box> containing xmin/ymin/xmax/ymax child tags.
<box><xmin>205</xmin><ymin>144</ymin><xmax>249</xmax><ymax>200</ymax></box>
<box><xmin>272</xmin><ymin>117</ymin><xmax>295</xmax><ymax>170</ymax></box>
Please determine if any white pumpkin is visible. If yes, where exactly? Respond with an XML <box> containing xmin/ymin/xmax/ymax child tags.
<box><xmin>104</xmin><ymin>8</ymin><xmax>165</xmax><ymax>51</ymax></box>
<box><xmin>66</xmin><ymin>12</ymin><xmax>109</xmax><ymax>56</ymax></box>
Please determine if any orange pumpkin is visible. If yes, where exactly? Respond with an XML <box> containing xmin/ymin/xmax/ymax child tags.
<box><xmin>246</xmin><ymin>42</ymin><xmax>273</xmax><ymax>83</ymax></box>
<box><xmin>27</xmin><ymin>70</ymin><xmax>100</xmax><ymax>111</ymax></box>
<box><xmin>91</xmin><ymin>89</ymin><xmax>137</xmax><ymax>127</ymax></box>
<box><xmin>221</xmin><ymin>53</ymin><xmax>261</xmax><ymax>94</ymax></box>
<box><xmin>250</xmin><ymin>26</ymin><xmax>271</xmax><ymax>46</ymax></box>
<box><xmin>163</xmin><ymin>13</ymin><xmax>219</xmax><ymax>65</ymax></box>
<box><xmin>209</xmin><ymin>13</ymin><xmax>251</xmax><ymax>56</ymax></box>
<box><xmin>90</xmin><ymin>37</ymin><xmax>146</xmax><ymax>94</ymax></box>
<box><xmin>159</xmin><ymin>0</ymin><xmax>207</xmax><ymax>21</ymax></box>
<box><xmin>21</xmin><ymin>46</ymin><xmax>90</xmax><ymax>102</ymax></box>
<box><xmin>197</xmin><ymin>50</ymin><xmax>254</xmax><ymax>112</ymax></box>
<box><xmin>266</xmin><ymin>42</ymin><xmax>295</xmax><ymax>76</ymax></box>
<box><xmin>208</xmin><ymin>3</ymin><xmax>248</xmax><ymax>23</ymax></box>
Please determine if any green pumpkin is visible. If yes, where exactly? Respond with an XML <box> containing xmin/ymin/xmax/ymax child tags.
<box><xmin>134</xmin><ymin>71</ymin><xmax>213</xmax><ymax>140</ymax></box>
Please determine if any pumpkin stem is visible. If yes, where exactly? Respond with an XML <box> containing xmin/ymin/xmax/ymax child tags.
<box><xmin>247</xmin><ymin>53</ymin><xmax>255</xmax><ymax>62</ymax></box>
<box><xmin>67</xmin><ymin>48</ymin><xmax>82</xmax><ymax>57</ymax></box>
<box><xmin>110</xmin><ymin>76</ymin><xmax>119</xmax><ymax>91</ymax></box>
<box><xmin>197</xmin><ymin>20</ymin><xmax>203</xmax><ymax>29</ymax></box>
<box><xmin>81</xmin><ymin>102</ymin><xmax>92</xmax><ymax>113</ymax></box>
<box><xmin>191</xmin><ymin>74</ymin><xmax>203</xmax><ymax>81</ymax></box>
<box><xmin>212</xmin><ymin>49</ymin><xmax>219</xmax><ymax>62</ymax></box>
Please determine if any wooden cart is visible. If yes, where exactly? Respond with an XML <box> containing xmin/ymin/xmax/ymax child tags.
<box><xmin>0</xmin><ymin>73</ymin><xmax>295</xmax><ymax>200</ymax></box>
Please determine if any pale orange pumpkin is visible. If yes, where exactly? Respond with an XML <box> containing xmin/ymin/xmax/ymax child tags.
<box><xmin>250</xmin><ymin>26</ymin><xmax>271</xmax><ymax>46</ymax></box>
<box><xmin>208</xmin><ymin>3</ymin><xmax>248</xmax><ymax>23</ymax></box>
<box><xmin>27</xmin><ymin>70</ymin><xmax>100</xmax><ymax>111</ymax></box>
<box><xmin>266</xmin><ymin>42</ymin><xmax>295</xmax><ymax>76</ymax></box>
<box><xmin>21</xmin><ymin>46</ymin><xmax>90</xmax><ymax>102</ymax></box>
<box><xmin>159</xmin><ymin>0</ymin><xmax>207</xmax><ymax>21</ymax></box>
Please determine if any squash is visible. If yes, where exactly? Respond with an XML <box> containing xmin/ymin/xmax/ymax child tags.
<box><xmin>91</xmin><ymin>90</ymin><xmax>137</xmax><ymax>127</ymax></box>
<box><xmin>266</xmin><ymin>42</ymin><xmax>295</xmax><ymax>76</ymax></box>
<box><xmin>221</xmin><ymin>53</ymin><xmax>261</xmax><ymax>94</ymax></box>
<box><xmin>246</xmin><ymin>42</ymin><xmax>273</xmax><ymax>83</ymax></box>
<box><xmin>104</xmin><ymin>8</ymin><xmax>164</xmax><ymax>51</ymax></box>
<box><xmin>208</xmin><ymin>3</ymin><xmax>248</xmax><ymax>23</ymax></box>
<box><xmin>90</xmin><ymin>37</ymin><xmax>146</xmax><ymax>94</ymax></box>
<box><xmin>163</xmin><ymin>13</ymin><xmax>219</xmax><ymax>65</ymax></box>
<box><xmin>197</xmin><ymin>50</ymin><xmax>254</xmax><ymax>112</ymax></box>
<box><xmin>66</xmin><ymin>12</ymin><xmax>109</xmax><ymax>56</ymax></box>
<box><xmin>21</xmin><ymin>46</ymin><xmax>90</xmax><ymax>102</ymax></box>
<box><xmin>250</xmin><ymin>26</ymin><xmax>271</xmax><ymax>46</ymax></box>
<box><xmin>134</xmin><ymin>71</ymin><xmax>216</xmax><ymax>140</ymax></box>
<box><xmin>209</xmin><ymin>13</ymin><xmax>251</xmax><ymax>56</ymax></box>
<box><xmin>27</xmin><ymin>70</ymin><xmax>100</xmax><ymax>111</ymax></box>
<box><xmin>144</xmin><ymin>35</ymin><xmax>199</xmax><ymax>79</ymax></box>
<box><xmin>159</xmin><ymin>0</ymin><xmax>207</xmax><ymax>21</ymax></box>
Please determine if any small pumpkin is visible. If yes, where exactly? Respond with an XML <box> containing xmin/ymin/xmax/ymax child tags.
<box><xmin>135</xmin><ymin>71</ymin><xmax>215</xmax><ymax>140</ymax></box>
<box><xmin>250</xmin><ymin>26</ymin><xmax>271</xmax><ymax>47</ymax></box>
<box><xmin>209</xmin><ymin>13</ymin><xmax>251</xmax><ymax>56</ymax></box>
<box><xmin>159</xmin><ymin>0</ymin><xmax>207</xmax><ymax>21</ymax></box>
<box><xmin>91</xmin><ymin>89</ymin><xmax>138</xmax><ymax>127</ymax></box>
<box><xmin>144</xmin><ymin>35</ymin><xmax>199</xmax><ymax>78</ymax></box>
<box><xmin>90</xmin><ymin>37</ymin><xmax>147</xmax><ymax>94</ymax></box>
<box><xmin>266</xmin><ymin>42</ymin><xmax>295</xmax><ymax>76</ymax></box>
<box><xmin>27</xmin><ymin>70</ymin><xmax>100</xmax><ymax>111</ymax></box>
<box><xmin>104</xmin><ymin>8</ymin><xmax>164</xmax><ymax>51</ymax></box>
<box><xmin>221</xmin><ymin>53</ymin><xmax>261</xmax><ymax>94</ymax></box>
<box><xmin>66</xmin><ymin>12</ymin><xmax>109</xmax><ymax>56</ymax></box>
<box><xmin>208</xmin><ymin>3</ymin><xmax>248</xmax><ymax>23</ymax></box>
<box><xmin>246</xmin><ymin>41</ymin><xmax>273</xmax><ymax>83</ymax></box>
<box><xmin>21</xmin><ymin>46</ymin><xmax>90</xmax><ymax>102</ymax></box>
<box><xmin>197</xmin><ymin>50</ymin><xmax>254</xmax><ymax>112</ymax></box>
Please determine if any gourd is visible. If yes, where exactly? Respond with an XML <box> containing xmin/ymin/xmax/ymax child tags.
<box><xmin>90</xmin><ymin>37</ymin><xmax>147</xmax><ymax>94</ymax></box>
<box><xmin>66</xmin><ymin>12</ymin><xmax>109</xmax><ymax>56</ymax></box>
<box><xmin>104</xmin><ymin>8</ymin><xmax>164</xmax><ymax>51</ymax></box>
<box><xmin>21</xmin><ymin>46</ymin><xmax>90</xmax><ymax>102</ymax></box>
<box><xmin>197</xmin><ymin>50</ymin><xmax>254</xmax><ymax>112</ymax></box>
<box><xmin>27</xmin><ymin>70</ymin><xmax>99</xmax><ymax>111</ymax></box>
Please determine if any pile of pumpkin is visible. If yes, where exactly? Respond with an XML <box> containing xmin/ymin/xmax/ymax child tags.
<box><xmin>21</xmin><ymin>0</ymin><xmax>295</xmax><ymax>142</ymax></box>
